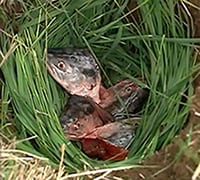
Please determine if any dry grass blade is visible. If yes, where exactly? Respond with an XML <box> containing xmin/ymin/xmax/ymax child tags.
<box><xmin>192</xmin><ymin>162</ymin><xmax>200</xmax><ymax>180</ymax></box>
<box><xmin>0</xmin><ymin>136</ymin><xmax>58</xmax><ymax>180</ymax></box>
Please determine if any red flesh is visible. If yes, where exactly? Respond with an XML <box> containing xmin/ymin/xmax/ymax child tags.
<box><xmin>81</xmin><ymin>138</ymin><xmax>128</xmax><ymax>161</ymax></box>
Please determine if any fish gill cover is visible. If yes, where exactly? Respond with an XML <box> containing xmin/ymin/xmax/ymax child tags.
<box><xmin>0</xmin><ymin>0</ymin><xmax>197</xmax><ymax>173</ymax></box>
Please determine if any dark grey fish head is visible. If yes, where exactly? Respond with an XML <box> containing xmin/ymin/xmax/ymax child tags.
<box><xmin>59</xmin><ymin>95</ymin><xmax>95</xmax><ymax>129</ymax></box>
<box><xmin>47</xmin><ymin>48</ymin><xmax>102</xmax><ymax>103</ymax></box>
<box><xmin>112</xmin><ymin>87</ymin><xmax>149</xmax><ymax>120</ymax></box>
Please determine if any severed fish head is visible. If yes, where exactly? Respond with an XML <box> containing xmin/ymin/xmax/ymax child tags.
<box><xmin>47</xmin><ymin>48</ymin><xmax>102</xmax><ymax>103</ymax></box>
<box><xmin>60</xmin><ymin>95</ymin><xmax>113</xmax><ymax>139</ymax></box>
<box><xmin>84</xmin><ymin>121</ymin><xmax>135</xmax><ymax>148</ymax></box>
<box><xmin>112</xmin><ymin>86</ymin><xmax>149</xmax><ymax>120</ymax></box>
<box><xmin>100</xmin><ymin>80</ymin><xmax>139</xmax><ymax>108</ymax></box>
<box><xmin>100</xmin><ymin>80</ymin><xmax>149</xmax><ymax>119</ymax></box>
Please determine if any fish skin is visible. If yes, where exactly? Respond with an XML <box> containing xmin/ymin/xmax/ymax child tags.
<box><xmin>47</xmin><ymin>48</ymin><xmax>102</xmax><ymax>103</ymax></box>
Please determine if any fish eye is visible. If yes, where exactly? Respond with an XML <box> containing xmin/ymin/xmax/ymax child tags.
<box><xmin>57</xmin><ymin>61</ymin><xmax>66</xmax><ymax>70</ymax></box>
<box><xmin>88</xmin><ymin>84</ymin><xmax>95</xmax><ymax>90</ymax></box>
<box><xmin>126</xmin><ymin>87</ymin><xmax>133</xmax><ymax>93</ymax></box>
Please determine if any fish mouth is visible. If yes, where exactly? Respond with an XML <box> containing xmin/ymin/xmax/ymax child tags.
<box><xmin>46</xmin><ymin>62</ymin><xmax>71</xmax><ymax>90</ymax></box>
<box><xmin>46</xmin><ymin>62</ymin><xmax>59</xmax><ymax>77</ymax></box>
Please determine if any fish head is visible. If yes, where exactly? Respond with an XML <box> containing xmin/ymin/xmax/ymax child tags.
<box><xmin>63</xmin><ymin>114</ymin><xmax>104</xmax><ymax>140</ymax></box>
<box><xmin>113</xmin><ymin>80</ymin><xmax>139</xmax><ymax>99</ymax></box>
<box><xmin>85</xmin><ymin>122</ymin><xmax>135</xmax><ymax>148</ymax></box>
<box><xmin>47</xmin><ymin>48</ymin><xmax>101</xmax><ymax>103</ymax></box>
<box><xmin>60</xmin><ymin>95</ymin><xmax>111</xmax><ymax>139</ymax></box>
<box><xmin>101</xmin><ymin>80</ymin><xmax>149</xmax><ymax>119</ymax></box>
<box><xmin>100</xmin><ymin>80</ymin><xmax>139</xmax><ymax>108</ymax></box>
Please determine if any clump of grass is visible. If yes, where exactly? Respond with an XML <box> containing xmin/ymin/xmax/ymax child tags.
<box><xmin>0</xmin><ymin>0</ymin><xmax>198</xmax><ymax>173</ymax></box>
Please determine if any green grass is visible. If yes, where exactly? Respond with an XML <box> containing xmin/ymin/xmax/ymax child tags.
<box><xmin>0</xmin><ymin>0</ymin><xmax>198</xmax><ymax>173</ymax></box>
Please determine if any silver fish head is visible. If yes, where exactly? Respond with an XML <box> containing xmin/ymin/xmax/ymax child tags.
<box><xmin>47</xmin><ymin>48</ymin><xmax>101</xmax><ymax>103</ymax></box>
